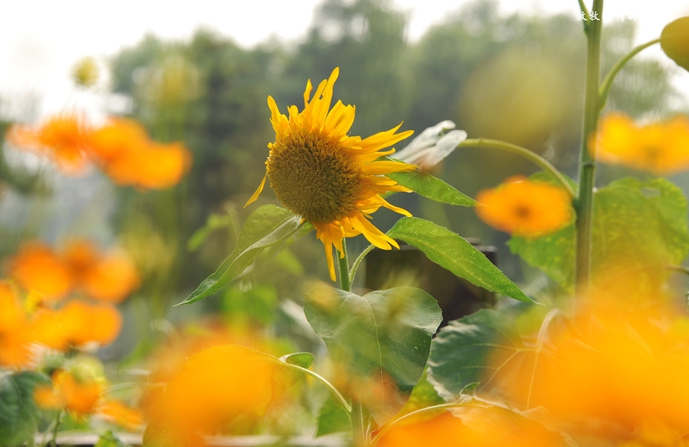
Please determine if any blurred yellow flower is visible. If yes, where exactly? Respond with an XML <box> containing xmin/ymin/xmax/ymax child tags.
<box><xmin>475</xmin><ymin>176</ymin><xmax>573</xmax><ymax>238</ymax></box>
<box><xmin>590</xmin><ymin>113</ymin><xmax>689</xmax><ymax>175</ymax></box>
<box><xmin>246</xmin><ymin>67</ymin><xmax>416</xmax><ymax>280</ymax></box>
<box><xmin>71</xmin><ymin>57</ymin><xmax>99</xmax><ymax>87</ymax></box>
<box><xmin>7</xmin><ymin>113</ymin><xmax>91</xmax><ymax>174</ymax></box>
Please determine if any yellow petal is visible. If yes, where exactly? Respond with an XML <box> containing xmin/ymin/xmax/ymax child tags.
<box><xmin>244</xmin><ymin>173</ymin><xmax>267</xmax><ymax>208</ymax></box>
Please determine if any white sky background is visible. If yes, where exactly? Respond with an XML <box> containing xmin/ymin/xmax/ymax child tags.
<box><xmin>0</xmin><ymin>0</ymin><xmax>687</xmax><ymax>118</ymax></box>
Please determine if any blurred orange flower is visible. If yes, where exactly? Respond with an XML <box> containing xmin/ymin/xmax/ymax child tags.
<box><xmin>89</xmin><ymin>118</ymin><xmax>192</xmax><ymax>190</ymax></box>
<box><xmin>488</xmin><ymin>299</ymin><xmax>689</xmax><ymax>443</ymax></box>
<box><xmin>590</xmin><ymin>113</ymin><xmax>689</xmax><ymax>175</ymax></box>
<box><xmin>7</xmin><ymin>113</ymin><xmax>92</xmax><ymax>173</ymax></box>
<box><xmin>475</xmin><ymin>176</ymin><xmax>573</xmax><ymax>237</ymax></box>
<box><xmin>377</xmin><ymin>407</ymin><xmax>565</xmax><ymax>447</ymax></box>
<box><xmin>9</xmin><ymin>242</ymin><xmax>74</xmax><ymax>302</ymax></box>
<box><xmin>30</xmin><ymin>301</ymin><xmax>122</xmax><ymax>350</ymax></box>
<box><xmin>0</xmin><ymin>282</ymin><xmax>33</xmax><ymax>368</ymax></box>
<box><xmin>98</xmin><ymin>399</ymin><xmax>144</xmax><ymax>431</ymax></box>
<box><xmin>8</xmin><ymin>239</ymin><xmax>139</xmax><ymax>304</ymax></box>
<box><xmin>145</xmin><ymin>345</ymin><xmax>302</xmax><ymax>445</ymax></box>
<box><xmin>34</xmin><ymin>369</ymin><xmax>101</xmax><ymax>417</ymax></box>
<box><xmin>59</xmin><ymin>300</ymin><xmax>123</xmax><ymax>348</ymax></box>
<box><xmin>8</xmin><ymin>113</ymin><xmax>191</xmax><ymax>188</ymax></box>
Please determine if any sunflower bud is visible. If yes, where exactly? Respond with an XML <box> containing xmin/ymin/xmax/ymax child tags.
<box><xmin>661</xmin><ymin>17</ymin><xmax>689</xmax><ymax>72</ymax></box>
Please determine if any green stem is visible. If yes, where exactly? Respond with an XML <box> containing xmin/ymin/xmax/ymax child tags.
<box><xmin>349</xmin><ymin>244</ymin><xmax>375</xmax><ymax>285</ymax></box>
<box><xmin>598</xmin><ymin>38</ymin><xmax>661</xmax><ymax>112</ymax></box>
<box><xmin>338</xmin><ymin>240</ymin><xmax>351</xmax><ymax>292</ymax></box>
<box><xmin>338</xmin><ymin>240</ymin><xmax>367</xmax><ymax>445</ymax></box>
<box><xmin>49</xmin><ymin>411</ymin><xmax>63</xmax><ymax>447</ymax></box>
<box><xmin>575</xmin><ymin>0</ymin><xmax>604</xmax><ymax>298</ymax></box>
<box><xmin>351</xmin><ymin>399</ymin><xmax>367</xmax><ymax>447</ymax></box>
<box><xmin>577</xmin><ymin>0</ymin><xmax>591</xmax><ymax>24</ymax></box>
<box><xmin>457</xmin><ymin>139</ymin><xmax>576</xmax><ymax>198</ymax></box>
<box><xmin>370</xmin><ymin>402</ymin><xmax>471</xmax><ymax>446</ymax></box>
<box><xmin>280</xmin><ymin>362</ymin><xmax>351</xmax><ymax>413</ymax></box>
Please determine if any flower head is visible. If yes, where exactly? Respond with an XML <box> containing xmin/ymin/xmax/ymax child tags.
<box><xmin>7</xmin><ymin>113</ymin><xmax>91</xmax><ymax>173</ymax></box>
<box><xmin>246</xmin><ymin>68</ymin><xmax>416</xmax><ymax>280</ymax></box>
<box><xmin>88</xmin><ymin>118</ymin><xmax>192</xmax><ymax>190</ymax></box>
<box><xmin>589</xmin><ymin>113</ymin><xmax>689</xmax><ymax>176</ymax></box>
<box><xmin>71</xmin><ymin>57</ymin><xmax>100</xmax><ymax>87</ymax></box>
<box><xmin>475</xmin><ymin>176</ymin><xmax>573</xmax><ymax>238</ymax></box>
<box><xmin>34</xmin><ymin>369</ymin><xmax>101</xmax><ymax>418</ymax></box>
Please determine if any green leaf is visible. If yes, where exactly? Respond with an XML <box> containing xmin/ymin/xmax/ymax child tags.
<box><xmin>0</xmin><ymin>371</ymin><xmax>51</xmax><ymax>447</ymax></box>
<box><xmin>95</xmin><ymin>431</ymin><xmax>130</xmax><ymax>447</ymax></box>
<box><xmin>396</xmin><ymin>370</ymin><xmax>444</xmax><ymax>416</ymax></box>
<box><xmin>388</xmin><ymin>217</ymin><xmax>533</xmax><ymax>303</ymax></box>
<box><xmin>280</xmin><ymin>352</ymin><xmax>315</xmax><ymax>369</ymax></box>
<box><xmin>661</xmin><ymin>17</ymin><xmax>689</xmax><ymax>72</ymax></box>
<box><xmin>508</xmin><ymin>225</ymin><xmax>576</xmax><ymax>288</ymax></box>
<box><xmin>304</xmin><ymin>286</ymin><xmax>442</xmax><ymax>424</ymax></box>
<box><xmin>427</xmin><ymin>309</ymin><xmax>525</xmax><ymax>399</ymax></box>
<box><xmin>510</xmin><ymin>177</ymin><xmax>689</xmax><ymax>291</ymax></box>
<box><xmin>387</xmin><ymin>170</ymin><xmax>477</xmax><ymax>207</ymax></box>
<box><xmin>316</xmin><ymin>396</ymin><xmax>351</xmax><ymax>437</ymax></box>
<box><xmin>178</xmin><ymin>205</ymin><xmax>302</xmax><ymax>306</ymax></box>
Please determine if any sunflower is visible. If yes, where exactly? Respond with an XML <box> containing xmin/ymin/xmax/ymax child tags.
<box><xmin>246</xmin><ymin>68</ymin><xmax>416</xmax><ymax>281</ymax></box>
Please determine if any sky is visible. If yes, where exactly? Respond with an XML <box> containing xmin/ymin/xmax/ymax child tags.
<box><xmin>0</xmin><ymin>0</ymin><xmax>687</xmax><ymax>117</ymax></box>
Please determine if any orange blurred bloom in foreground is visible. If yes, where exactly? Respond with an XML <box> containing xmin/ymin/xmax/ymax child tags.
<box><xmin>489</xmin><ymin>298</ymin><xmax>689</xmax><ymax>443</ymax></box>
<box><xmin>378</xmin><ymin>407</ymin><xmax>565</xmax><ymax>447</ymax></box>
<box><xmin>590</xmin><ymin>113</ymin><xmax>689</xmax><ymax>175</ymax></box>
<box><xmin>88</xmin><ymin>118</ymin><xmax>192</xmax><ymax>190</ymax></box>
<box><xmin>34</xmin><ymin>370</ymin><xmax>101</xmax><ymax>417</ymax></box>
<box><xmin>7</xmin><ymin>113</ymin><xmax>91</xmax><ymax>173</ymax></box>
<box><xmin>475</xmin><ymin>176</ymin><xmax>573</xmax><ymax>238</ymax></box>
<box><xmin>98</xmin><ymin>399</ymin><xmax>144</xmax><ymax>431</ymax></box>
<box><xmin>145</xmin><ymin>345</ymin><xmax>303</xmax><ymax>446</ymax></box>
<box><xmin>9</xmin><ymin>242</ymin><xmax>74</xmax><ymax>302</ymax></box>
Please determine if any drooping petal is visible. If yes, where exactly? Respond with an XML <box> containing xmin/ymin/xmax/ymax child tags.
<box><xmin>244</xmin><ymin>173</ymin><xmax>267</xmax><ymax>207</ymax></box>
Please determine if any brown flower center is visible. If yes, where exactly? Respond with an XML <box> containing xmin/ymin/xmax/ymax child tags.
<box><xmin>267</xmin><ymin>132</ymin><xmax>361</xmax><ymax>224</ymax></box>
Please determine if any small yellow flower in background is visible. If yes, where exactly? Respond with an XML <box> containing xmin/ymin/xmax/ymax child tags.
<box><xmin>245</xmin><ymin>67</ymin><xmax>416</xmax><ymax>281</ymax></box>
<box><xmin>475</xmin><ymin>176</ymin><xmax>573</xmax><ymax>238</ymax></box>
<box><xmin>71</xmin><ymin>57</ymin><xmax>99</xmax><ymax>88</ymax></box>
<box><xmin>590</xmin><ymin>113</ymin><xmax>689</xmax><ymax>176</ymax></box>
